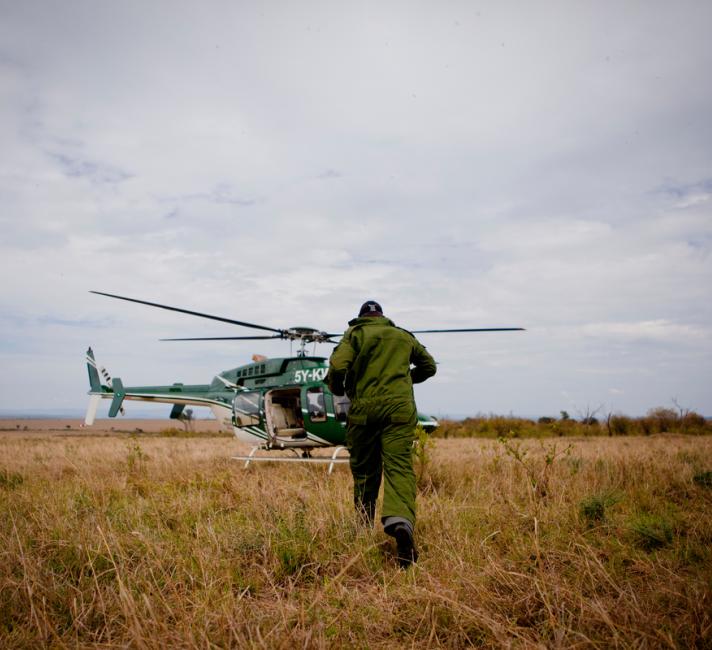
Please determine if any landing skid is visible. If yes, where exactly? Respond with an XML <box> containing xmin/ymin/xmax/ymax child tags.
<box><xmin>232</xmin><ymin>445</ymin><xmax>349</xmax><ymax>474</ymax></box>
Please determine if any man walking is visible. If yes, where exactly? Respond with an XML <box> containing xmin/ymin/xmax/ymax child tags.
<box><xmin>328</xmin><ymin>300</ymin><xmax>437</xmax><ymax>567</ymax></box>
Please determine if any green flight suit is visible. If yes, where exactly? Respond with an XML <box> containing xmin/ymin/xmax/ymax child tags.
<box><xmin>328</xmin><ymin>316</ymin><xmax>436</xmax><ymax>529</ymax></box>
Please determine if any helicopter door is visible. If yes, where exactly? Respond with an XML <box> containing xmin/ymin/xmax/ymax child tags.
<box><xmin>233</xmin><ymin>391</ymin><xmax>261</xmax><ymax>427</ymax></box>
<box><xmin>264</xmin><ymin>388</ymin><xmax>306</xmax><ymax>440</ymax></box>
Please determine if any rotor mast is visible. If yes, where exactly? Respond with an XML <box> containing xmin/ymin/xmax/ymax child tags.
<box><xmin>284</xmin><ymin>327</ymin><xmax>336</xmax><ymax>357</ymax></box>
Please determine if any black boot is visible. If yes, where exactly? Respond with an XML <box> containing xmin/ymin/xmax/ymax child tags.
<box><xmin>392</xmin><ymin>524</ymin><xmax>418</xmax><ymax>568</ymax></box>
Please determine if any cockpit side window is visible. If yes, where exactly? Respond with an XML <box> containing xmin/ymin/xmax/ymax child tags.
<box><xmin>306</xmin><ymin>387</ymin><xmax>327</xmax><ymax>422</ymax></box>
<box><xmin>333</xmin><ymin>394</ymin><xmax>350</xmax><ymax>422</ymax></box>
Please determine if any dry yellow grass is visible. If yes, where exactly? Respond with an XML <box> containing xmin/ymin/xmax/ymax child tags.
<box><xmin>1</xmin><ymin>427</ymin><xmax>711</xmax><ymax>648</ymax></box>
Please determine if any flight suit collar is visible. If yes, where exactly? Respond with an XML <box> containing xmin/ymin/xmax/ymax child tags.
<box><xmin>347</xmin><ymin>316</ymin><xmax>395</xmax><ymax>327</ymax></box>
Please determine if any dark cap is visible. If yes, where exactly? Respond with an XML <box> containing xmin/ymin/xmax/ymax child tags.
<box><xmin>358</xmin><ymin>300</ymin><xmax>383</xmax><ymax>317</ymax></box>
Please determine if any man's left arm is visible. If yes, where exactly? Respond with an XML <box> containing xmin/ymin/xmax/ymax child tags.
<box><xmin>410</xmin><ymin>340</ymin><xmax>437</xmax><ymax>384</ymax></box>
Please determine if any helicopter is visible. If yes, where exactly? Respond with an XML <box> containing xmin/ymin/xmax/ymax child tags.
<box><xmin>85</xmin><ymin>291</ymin><xmax>524</xmax><ymax>468</ymax></box>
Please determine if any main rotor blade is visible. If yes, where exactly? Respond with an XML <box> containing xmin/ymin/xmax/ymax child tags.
<box><xmin>160</xmin><ymin>335</ymin><xmax>284</xmax><ymax>341</ymax></box>
<box><xmin>410</xmin><ymin>327</ymin><xmax>526</xmax><ymax>333</ymax></box>
<box><xmin>90</xmin><ymin>291</ymin><xmax>283</xmax><ymax>334</ymax></box>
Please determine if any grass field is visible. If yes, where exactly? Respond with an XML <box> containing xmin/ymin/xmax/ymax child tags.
<box><xmin>1</xmin><ymin>429</ymin><xmax>711</xmax><ymax>648</ymax></box>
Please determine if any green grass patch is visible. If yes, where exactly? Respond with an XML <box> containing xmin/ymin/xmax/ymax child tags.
<box><xmin>693</xmin><ymin>470</ymin><xmax>712</xmax><ymax>488</ymax></box>
<box><xmin>579</xmin><ymin>491</ymin><xmax>621</xmax><ymax>525</ymax></box>
<box><xmin>0</xmin><ymin>470</ymin><xmax>23</xmax><ymax>490</ymax></box>
<box><xmin>628</xmin><ymin>513</ymin><xmax>675</xmax><ymax>551</ymax></box>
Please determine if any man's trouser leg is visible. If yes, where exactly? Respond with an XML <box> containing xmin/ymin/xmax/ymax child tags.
<box><xmin>346</xmin><ymin>412</ymin><xmax>382</xmax><ymax>526</ymax></box>
<box><xmin>380</xmin><ymin>401</ymin><xmax>417</xmax><ymax>533</ymax></box>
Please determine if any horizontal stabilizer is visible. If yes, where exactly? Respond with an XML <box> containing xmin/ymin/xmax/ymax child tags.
<box><xmin>108</xmin><ymin>378</ymin><xmax>126</xmax><ymax>418</ymax></box>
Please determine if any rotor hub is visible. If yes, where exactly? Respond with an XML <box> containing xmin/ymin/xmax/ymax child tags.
<box><xmin>283</xmin><ymin>327</ymin><xmax>333</xmax><ymax>344</ymax></box>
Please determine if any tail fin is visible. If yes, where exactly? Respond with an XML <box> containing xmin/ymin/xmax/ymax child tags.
<box><xmin>86</xmin><ymin>347</ymin><xmax>102</xmax><ymax>391</ymax></box>
<box><xmin>85</xmin><ymin>347</ymin><xmax>104</xmax><ymax>425</ymax></box>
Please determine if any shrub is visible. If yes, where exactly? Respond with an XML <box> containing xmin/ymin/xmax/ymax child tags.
<box><xmin>645</xmin><ymin>407</ymin><xmax>678</xmax><ymax>434</ymax></box>
<box><xmin>681</xmin><ymin>411</ymin><xmax>709</xmax><ymax>434</ymax></box>
<box><xmin>433</xmin><ymin>408</ymin><xmax>707</xmax><ymax>438</ymax></box>
<box><xmin>433</xmin><ymin>416</ymin><xmax>538</xmax><ymax>439</ymax></box>
<box><xmin>608</xmin><ymin>415</ymin><xmax>635</xmax><ymax>436</ymax></box>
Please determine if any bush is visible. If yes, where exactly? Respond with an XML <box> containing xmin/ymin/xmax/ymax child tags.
<box><xmin>608</xmin><ymin>415</ymin><xmax>635</xmax><ymax>436</ymax></box>
<box><xmin>681</xmin><ymin>412</ymin><xmax>708</xmax><ymax>434</ymax></box>
<box><xmin>644</xmin><ymin>407</ymin><xmax>678</xmax><ymax>434</ymax></box>
<box><xmin>433</xmin><ymin>408</ymin><xmax>709</xmax><ymax>438</ymax></box>
<box><xmin>433</xmin><ymin>415</ymin><xmax>539</xmax><ymax>439</ymax></box>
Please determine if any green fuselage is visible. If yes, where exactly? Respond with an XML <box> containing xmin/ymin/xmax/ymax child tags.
<box><xmin>85</xmin><ymin>350</ymin><xmax>437</xmax><ymax>448</ymax></box>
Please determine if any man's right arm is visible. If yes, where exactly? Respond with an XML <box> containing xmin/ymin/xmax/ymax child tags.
<box><xmin>327</xmin><ymin>336</ymin><xmax>355</xmax><ymax>396</ymax></box>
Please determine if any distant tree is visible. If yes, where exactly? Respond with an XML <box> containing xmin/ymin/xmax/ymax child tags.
<box><xmin>672</xmin><ymin>398</ymin><xmax>692</xmax><ymax>432</ymax></box>
<box><xmin>577</xmin><ymin>404</ymin><xmax>603</xmax><ymax>425</ymax></box>
<box><xmin>672</xmin><ymin>397</ymin><xmax>690</xmax><ymax>420</ymax></box>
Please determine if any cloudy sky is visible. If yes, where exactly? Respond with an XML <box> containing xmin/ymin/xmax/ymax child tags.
<box><xmin>1</xmin><ymin>1</ymin><xmax>710</xmax><ymax>419</ymax></box>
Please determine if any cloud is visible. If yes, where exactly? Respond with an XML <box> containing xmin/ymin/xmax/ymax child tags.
<box><xmin>317</xmin><ymin>169</ymin><xmax>342</xmax><ymax>180</ymax></box>
<box><xmin>0</xmin><ymin>2</ymin><xmax>711</xmax><ymax>416</ymax></box>
<box><xmin>579</xmin><ymin>320</ymin><xmax>709</xmax><ymax>343</ymax></box>
<box><xmin>159</xmin><ymin>183</ymin><xmax>257</xmax><ymax>207</ymax></box>
<box><xmin>48</xmin><ymin>152</ymin><xmax>132</xmax><ymax>184</ymax></box>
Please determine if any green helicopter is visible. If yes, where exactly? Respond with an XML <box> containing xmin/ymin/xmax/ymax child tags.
<box><xmin>85</xmin><ymin>291</ymin><xmax>523</xmax><ymax>468</ymax></box>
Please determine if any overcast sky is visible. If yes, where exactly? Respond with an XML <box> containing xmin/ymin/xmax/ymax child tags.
<box><xmin>1</xmin><ymin>1</ymin><xmax>710</xmax><ymax>419</ymax></box>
